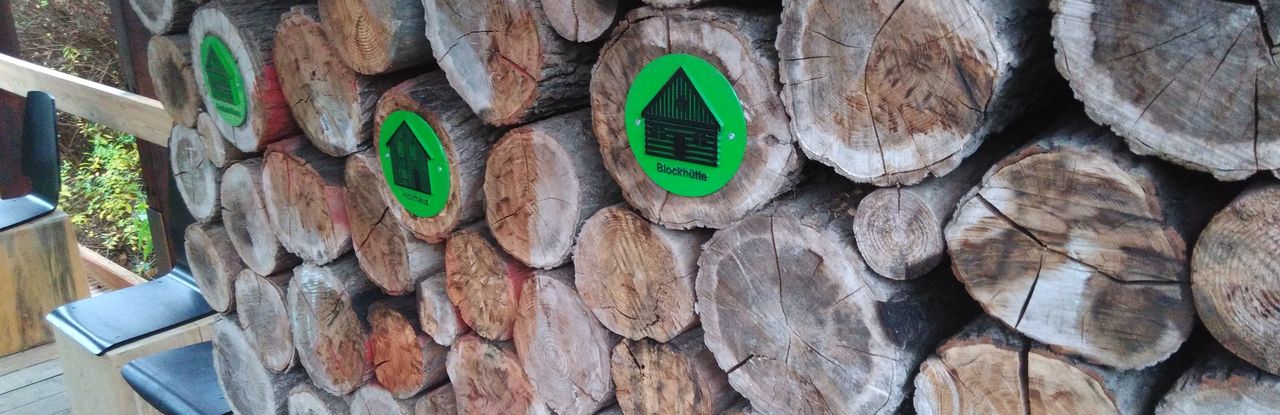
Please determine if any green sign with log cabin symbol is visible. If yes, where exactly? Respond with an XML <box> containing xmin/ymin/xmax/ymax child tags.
<box><xmin>624</xmin><ymin>54</ymin><xmax>747</xmax><ymax>197</ymax></box>
<box><xmin>200</xmin><ymin>35</ymin><xmax>247</xmax><ymax>127</ymax></box>
<box><xmin>379</xmin><ymin>110</ymin><xmax>451</xmax><ymax>218</ymax></box>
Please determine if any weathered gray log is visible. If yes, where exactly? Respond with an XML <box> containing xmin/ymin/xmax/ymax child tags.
<box><xmin>197</xmin><ymin>112</ymin><xmax>246</xmax><ymax>169</ymax></box>
<box><xmin>233</xmin><ymin>269</ymin><xmax>296</xmax><ymax>373</ymax></box>
<box><xmin>945</xmin><ymin>117</ymin><xmax>1232</xmax><ymax>369</ymax></box>
<box><xmin>573</xmin><ymin>204</ymin><xmax>705</xmax><ymax>342</ymax></box>
<box><xmin>421</xmin><ymin>0</ymin><xmax>596</xmax><ymax>126</ymax></box>
<box><xmin>350</xmin><ymin>384</ymin><xmax>416</xmax><ymax>415</ymax></box>
<box><xmin>262</xmin><ymin>137</ymin><xmax>352</xmax><ymax>264</ymax></box>
<box><xmin>513</xmin><ymin>267</ymin><xmax>617</xmax><ymax>415</ymax></box>
<box><xmin>170</xmin><ymin>124</ymin><xmax>221</xmax><ymax>223</ymax></box>
<box><xmin>446</xmin><ymin>333</ymin><xmax>549</xmax><ymax>415</ymax></box>
<box><xmin>130</xmin><ymin>0</ymin><xmax>195</xmax><ymax>34</ymax></box>
<box><xmin>212</xmin><ymin>317</ymin><xmax>307</xmax><ymax>415</ymax></box>
<box><xmin>777</xmin><ymin>0</ymin><xmax>1050</xmax><ymax>186</ymax></box>
<box><xmin>1051</xmin><ymin>0</ymin><xmax>1280</xmax><ymax>181</ymax></box>
<box><xmin>148</xmin><ymin>34</ymin><xmax>202</xmax><ymax>127</ymax></box>
<box><xmin>287</xmin><ymin>256</ymin><xmax>378</xmax><ymax>395</ymax></box>
<box><xmin>484</xmin><ymin>109</ymin><xmax>620</xmax><ymax>269</ymax></box>
<box><xmin>610</xmin><ymin>328</ymin><xmax>738</xmax><ymax>415</ymax></box>
<box><xmin>697</xmin><ymin>181</ymin><xmax>971</xmax><ymax>414</ymax></box>
<box><xmin>185</xmin><ymin>222</ymin><xmax>245</xmax><ymax>313</ymax></box>
<box><xmin>287</xmin><ymin>383</ymin><xmax>350</xmax><ymax>415</ymax></box>
<box><xmin>591</xmin><ymin>6</ymin><xmax>802</xmax><ymax>229</ymax></box>
<box><xmin>1156</xmin><ymin>346</ymin><xmax>1280</xmax><ymax>414</ymax></box>
<box><xmin>541</xmin><ymin>0</ymin><xmax>619</xmax><ymax>42</ymax></box>
<box><xmin>417</xmin><ymin>274</ymin><xmax>468</xmax><ymax>346</ymax></box>
<box><xmin>1191</xmin><ymin>179</ymin><xmax>1280</xmax><ymax>375</ymax></box>
<box><xmin>190</xmin><ymin>0</ymin><xmax>302</xmax><ymax>152</ymax></box>
<box><xmin>221</xmin><ymin>158</ymin><xmax>301</xmax><ymax>276</ymax></box>
<box><xmin>317</xmin><ymin>0</ymin><xmax>431</xmax><ymax>75</ymax></box>
<box><xmin>915</xmin><ymin>317</ymin><xmax>1167</xmax><ymax>415</ymax></box>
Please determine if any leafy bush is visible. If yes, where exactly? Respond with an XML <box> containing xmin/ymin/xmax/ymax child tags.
<box><xmin>58</xmin><ymin>120</ymin><xmax>154</xmax><ymax>275</ymax></box>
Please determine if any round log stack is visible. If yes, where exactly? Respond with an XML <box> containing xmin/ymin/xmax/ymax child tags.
<box><xmin>168</xmin><ymin>1</ymin><xmax>1280</xmax><ymax>413</ymax></box>
<box><xmin>776</xmin><ymin>0</ymin><xmax>1051</xmax><ymax>186</ymax></box>
<box><xmin>591</xmin><ymin>6</ymin><xmax>802</xmax><ymax>229</ymax></box>
<box><xmin>189</xmin><ymin>0</ymin><xmax>301</xmax><ymax>152</ymax></box>
<box><xmin>484</xmin><ymin>109</ymin><xmax>619</xmax><ymax>269</ymax></box>
<box><xmin>1051</xmin><ymin>0</ymin><xmax>1280</xmax><ymax>181</ymax></box>
<box><xmin>421</xmin><ymin>0</ymin><xmax>596</xmax><ymax>126</ymax></box>
<box><xmin>130</xmin><ymin>0</ymin><xmax>195</xmax><ymax>34</ymax></box>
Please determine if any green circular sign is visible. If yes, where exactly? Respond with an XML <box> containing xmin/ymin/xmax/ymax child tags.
<box><xmin>200</xmin><ymin>35</ymin><xmax>248</xmax><ymax>127</ymax></box>
<box><xmin>624</xmin><ymin>54</ymin><xmax>747</xmax><ymax>198</ymax></box>
<box><xmin>379</xmin><ymin>110</ymin><xmax>452</xmax><ymax>218</ymax></box>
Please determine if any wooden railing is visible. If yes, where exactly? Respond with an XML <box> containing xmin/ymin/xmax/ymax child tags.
<box><xmin>0</xmin><ymin>52</ymin><xmax>168</xmax><ymax>287</ymax></box>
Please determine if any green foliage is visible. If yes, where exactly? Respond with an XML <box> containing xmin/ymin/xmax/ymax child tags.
<box><xmin>59</xmin><ymin>120</ymin><xmax>154</xmax><ymax>275</ymax></box>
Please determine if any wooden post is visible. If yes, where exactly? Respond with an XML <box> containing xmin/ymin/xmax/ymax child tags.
<box><xmin>1191</xmin><ymin>179</ymin><xmax>1280</xmax><ymax>375</ymax></box>
<box><xmin>776</xmin><ymin>0</ymin><xmax>1050</xmax><ymax>186</ymax></box>
<box><xmin>1051</xmin><ymin>0</ymin><xmax>1280</xmax><ymax>181</ymax></box>
<box><xmin>484</xmin><ymin>109</ymin><xmax>620</xmax><ymax>269</ymax></box>
<box><xmin>1</xmin><ymin>212</ymin><xmax>89</xmax><ymax>356</ymax></box>
<box><xmin>374</xmin><ymin>72</ymin><xmax>505</xmax><ymax>243</ymax></box>
<box><xmin>421</xmin><ymin>0</ymin><xmax>596</xmax><ymax>126</ymax></box>
<box><xmin>513</xmin><ymin>267</ymin><xmax>618</xmax><ymax>415</ymax></box>
<box><xmin>573</xmin><ymin>204</ymin><xmax>706</xmax><ymax>342</ymax></box>
<box><xmin>591</xmin><ymin>6</ymin><xmax>802</xmax><ymax>229</ymax></box>
<box><xmin>915</xmin><ymin>317</ymin><xmax>1167</xmax><ymax>415</ymax></box>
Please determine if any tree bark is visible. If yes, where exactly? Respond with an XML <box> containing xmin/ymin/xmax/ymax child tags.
<box><xmin>1156</xmin><ymin>346</ymin><xmax>1280</xmax><ymax>414</ymax></box>
<box><xmin>914</xmin><ymin>317</ymin><xmax>1167</xmax><ymax>415</ymax></box>
<box><xmin>346</xmin><ymin>150</ymin><xmax>445</xmax><ymax>295</ymax></box>
<box><xmin>777</xmin><ymin>0</ymin><xmax>1050</xmax><ymax>186</ymax></box>
<box><xmin>415</xmin><ymin>384</ymin><xmax>457</xmax><ymax>415</ymax></box>
<box><xmin>591</xmin><ymin>6</ymin><xmax>802</xmax><ymax>230</ymax></box>
<box><xmin>610</xmin><ymin>328</ymin><xmax>738</xmax><ymax>415</ymax></box>
<box><xmin>317</xmin><ymin>0</ymin><xmax>431</xmax><ymax>75</ymax></box>
<box><xmin>213</xmin><ymin>318</ymin><xmax>307</xmax><ymax>415</ymax></box>
<box><xmin>513</xmin><ymin>266</ymin><xmax>618</xmax><ymax>415</ymax></box>
<box><xmin>853</xmin><ymin>124</ymin><xmax>1037</xmax><ymax>280</ymax></box>
<box><xmin>444</xmin><ymin>225</ymin><xmax>533</xmax><ymax>341</ymax></box>
<box><xmin>945</xmin><ymin>117</ymin><xmax>1232</xmax><ymax>369</ymax></box>
<box><xmin>541</xmin><ymin>0</ymin><xmax>619</xmax><ymax>42</ymax></box>
<box><xmin>185</xmin><ymin>222</ymin><xmax>245</xmax><ymax>313</ymax></box>
<box><xmin>220</xmin><ymin>158</ymin><xmax>301</xmax><ymax>276</ymax></box>
<box><xmin>233</xmin><ymin>269</ymin><xmax>296</xmax><ymax>373</ymax></box>
<box><xmin>286</xmin><ymin>256</ymin><xmax>378</xmax><ymax>395</ymax></box>
<box><xmin>130</xmin><ymin>0</ymin><xmax>194</xmax><ymax>34</ymax></box>
<box><xmin>417</xmin><ymin>273</ymin><xmax>468</xmax><ymax>346</ymax></box>
<box><xmin>421</xmin><ymin>0</ymin><xmax>595</xmax><ymax>126</ymax></box>
<box><xmin>288</xmin><ymin>383</ymin><xmax>350</xmax><ymax>415</ymax></box>
<box><xmin>484</xmin><ymin>109</ymin><xmax>620</xmax><ymax>269</ymax></box>
<box><xmin>374</xmin><ymin>72</ymin><xmax>504</xmax><ymax>243</ymax></box>
<box><xmin>1191</xmin><ymin>179</ymin><xmax>1280</xmax><ymax>375</ymax></box>
<box><xmin>148</xmin><ymin>34</ymin><xmax>201</xmax><ymax>127</ymax></box>
<box><xmin>197</xmin><ymin>112</ymin><xmax>246</xmax><ymax>169</ymax></box>
<box><xmin>274</xmin><ymin>5</ymin><xmax>406</xmax><ymax>157</ymax></box>
<box><xmin>262</xmin><ymin>137</ymin><xmax>352</xmax><ymax>264</ymax></box>
<box><xmin>190</xmin><ymin>0</ymin><xmax>302</xmax><ymax>153</ymax></box>
<box><xmin>367</xmin><ymin>297</ymin><xmax>449</xmax><ymax>399</ymax></box>
<box><xmin>573</xmin><ymin>204</ymin><xmax>705</xmax><ymax>342</ymax></box>
<box><xmin>696</xmin><ymin>180</ymin><xmax>972</xmax><ymax>415</ymax></box>
<box><xmin>170</xmin><ymin>124</ymin><xmax>221</xmax><ymax>223</ymax></box>
<box><xmin>1051</xmin><ymin>0</ymin><xmax>1280</xmax><ymax>181</ymax></box>
<box><xmin>445</xmin><ymin>333</ymin><xmax>549</xmax><ymax>415</ymax></box>
<box><xmin>350</xmin><ymin>383</ymin><xmax>418</xmax><ymax>415</ymax></box>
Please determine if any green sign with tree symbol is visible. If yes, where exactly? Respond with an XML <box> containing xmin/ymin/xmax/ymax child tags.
<box><xmin>200</xmin><ymin>35</ymin><xmax>247</xmax><ymax>127</ymax></box>
<box><xmin>379</xmin><ymin>110</ymin><xmax>451</xmax><ymax>218</ymax></box>
<box><xmin>624</xmin><ymin>54</ymin><xmax>747</xmax><ymax>197</ymax></box>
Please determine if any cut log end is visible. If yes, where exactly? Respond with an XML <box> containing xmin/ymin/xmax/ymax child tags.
<box><xmin>610</xmin><ymin>330</ymin><xmax>738</xmax><ymax>415</ymax></box>
<box><xmin>416</xmin><ymin>384</ymin><xmax>458</xmax><ymax>415</ymax></box>
<box><xmin>170</xmin><ymin>124</ymin><xmax>221</xmax><ymax>223</ymax></box>
<box><xmin>367</xmin><ymin>298</ymin><xmax>449</xmax><ymax>399</ymax></box>
<box><xmin>1191</xmin><ymin>180</ymin><xmax>1280</xmax><ymax>375</ymax></box>
<box><xmin>417</xmin><ymin>274</ymin><xmax>468</xmax><ymax>346</ymax></box>
<box><xmin>130</xmin><ymin>0</ymin><xmax>195</xmax><ymax>34</ymax></box>
<box><xmin>1156</xmin><ymin>348</ymin><xmax>1280</xmax><ymax>414</ymax></box>
<box><xmin>350</xmin><ymin>383</ymin><xmax>416</xmax><ymax>415</ymax></box>
<box><xmin>197</xmin><ymin>112</ymin><xmax>246</xmax><ymax>169</ymax></box>
<box><xmin>853</xmin><ymin>188</ymin><xmax>945</xmax><ymax>280</ymax></box>
<box><xmin>148</xmin><ymin>34</ymin><xmax>201</xmax><ymax>127</ymax></box>
<box><xmin>317</xmin><ymin>0</ymin><xmax>431</xmax><ymax>74</ymax></box>
<box><xmin>233</xmin><ymin>269</ymin><xmax>295</xmax><ymax>373</ymax></box>
<box><xmin>185</xmin><ymin>222</ymin><xmax>244</xmax><ymax>313</ymax></box>
<box><xmin>287</xmin><ymin>257</ymin><xmax>375</xmax><ymax>396</ymax></box>
<box><xmin>220</xmin><ymin>158</ymin><xmax>300</xmax><ymax>276</ymax></box>
<box><xmin>346</xmin><ymin>151</ymin><xmax>445</xmax><ymax>295</ymax></box>
<box><xmin>288</xmin><ymin>383</ymin><xmax>350</xmax><ymax>415</ymax></box>
<box><xmin>542</xmin><ymin>0</ymin><xmax>619</xmax><ymax>42</ymax></box>
<box><xmin>514</xmin><ymin>267</ymin><xmax>616</xmax><ymax>415</ymax></box>
<box><xmin>212</xmin><ymin>318</ymin><xmax>306</xmax><ymax>415</ymax></box>
<box><xmin>446</xmin><ymin>333</ymin><xmax>546</xmax><ymax>415</ymax></box>
<box><xmin>445</xmin><ymin>227</ymin><xmax>532</xmax><ymax>341</ymax></box>
<box><xmin>262</xmin><ymin>138</ymin><xmax>352</xmax><ymax>264</ymax></box>
<box><xmin>573</xmin><ymin>205</ymin><xmax>702</xmax><ymax>342</ymax></box>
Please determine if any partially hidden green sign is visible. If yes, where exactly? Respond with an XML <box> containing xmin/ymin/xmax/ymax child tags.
<box><xmin>625</xmin><ymin>54</ymin><xmax>747</xmax><ymax>198</ymax></box>
<box><xmin>200</xmin><ymin>35</ymin><xmax>247</xmax><ymax>127</ymax></box>
<box><xmin>379</xmin><ymin>110</ymin><xmax>451</xmax><ymax>218</ymax></box>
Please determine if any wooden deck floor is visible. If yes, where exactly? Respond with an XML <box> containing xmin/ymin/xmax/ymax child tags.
<box><xmin>0</xmin><ymin>344</ymin><xmax>70</xmax><ymax>415</ymax></box>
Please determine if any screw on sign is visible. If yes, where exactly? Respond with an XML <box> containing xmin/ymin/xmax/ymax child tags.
<box><xmin>379</xmin><ymin>110</ymin><xmax>452</xmax><ymax>218</ymax></box>
<box><xmin>625</xmin><ymin>54</ymin><xmax>747</xmax><ymax>198</ymax></box>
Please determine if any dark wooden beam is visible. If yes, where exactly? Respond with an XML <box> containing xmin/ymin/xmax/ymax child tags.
<box><xmin>0</xmin><ymin>0</ymin><xmax>28</xmax><ymax>199</ymax></box>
